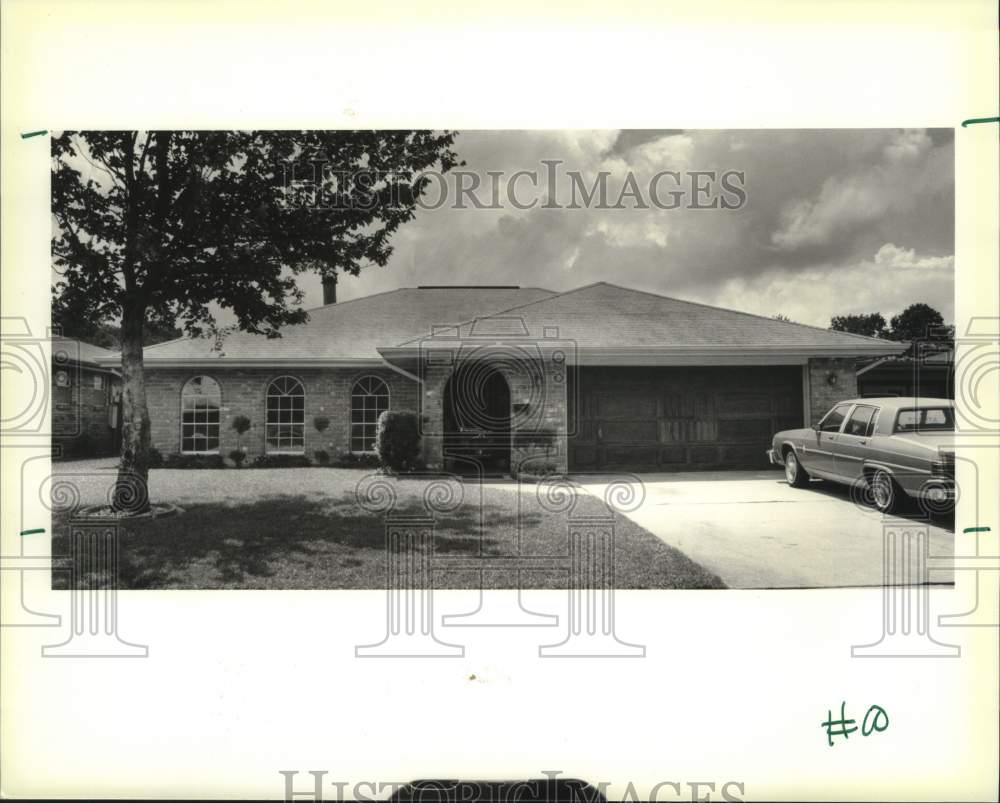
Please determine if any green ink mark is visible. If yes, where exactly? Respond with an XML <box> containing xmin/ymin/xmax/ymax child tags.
<box><xmin>20</xmin><ymin>130</ymin><xmax>47</xmax><ymax>139</ymax></box>
<box><xmin>964</xmin><ymin>526</ymin><xmax>991</xmax><ymax>533</ymax></box>
<box><xmin>821</xmin><ymin>701</ymin><xmax>857</xmax><ymax>747</ymax></box>
<box><xmin>20</xmin><ymin>528</ymin><xmax>45</xmax><ymax>536</ymax></box>
<box><xmin>961</xmin><ymin>116</ymin><xmax>999</xmax><ymax>128</ymax></box>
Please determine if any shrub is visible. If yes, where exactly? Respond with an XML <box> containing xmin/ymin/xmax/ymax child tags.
<box><xmin>232</xmin><ymin>415</ymin><xmax>252</xmax><ymax>438</ymax></box>
<box><xmin>517</xmin><ymin>462</ymin><xmax>561</xmax><ymax>482</ymax></box>
<box><xmin>332</xmin><ymin>451</ymin><xmax>382</xmax><ymax>469</ymax></box>
<box><xmin>314</xmin><ymin>449</ymin><xmax>330</xmax><ymax>466</ymax></box>
<box><xmin>228</xmin><ymin>449</ymin><xmax>247</xmax><ymax>468</ymax></box>
<box><xmin>313</xmin><ymin>415</ymin><xmax>330</xmax><ymax>433</ymax></box>
<box><xmin>375</xmin><ymin>410</ymin><xmax>422</xmax><ymax>473</ymax></box>
<box><xmin>250</xmin><ymin>453</ymin><xmax>312</xmax><ymax>469</ymax></box>
<box><xmin>164</xmin><ymin>453</ymin><xmax>226</xmax><ymax>469</ymax></box>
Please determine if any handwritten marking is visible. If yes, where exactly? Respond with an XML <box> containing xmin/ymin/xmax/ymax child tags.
<box><xmin>963</xmin><ymin>526</ymin><xmax>991</xmax><ymax>533</ymax></box>
<box><xmin>822</xmin><ymin>702</ymin><xmax>889</xmax><ymax>746</ymax></box>
<box><xmin>20</xmin><ymin>528</ymin><xmax>45</xmax><ymax>536</ymax></box>
<box><xmin>20</xmin><ymin>130</ymin><xmax>47</xmax><ymax>139</ymax></box>
<box><xmin>961</xmin><ymin>116</ymin><xmax>999</xmax><ymax>128</ymax></box>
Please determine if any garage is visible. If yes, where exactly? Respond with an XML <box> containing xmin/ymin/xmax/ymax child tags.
<box><xmin>567</xmin><ymin>365</ymin><xmax>804</xmax><ymax>471</ymax></box>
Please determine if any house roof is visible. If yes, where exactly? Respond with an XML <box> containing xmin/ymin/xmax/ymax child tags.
<box><xmin>385</xmin><ymin>282</ymin><xmax>907</xmax><ymax>362</ymax></box>
<box><xmin>95</xmin><ymin>281</ymin><xmax>906</xmax><ymax>369</ymax></box>
<box><xmin>51</xmin><ymin>337</ymin><xmax>120</xmax><ymax>369</ymax></box>
<box><xmin>131</xmin><ymin>286</ymin><xmax>557</xmax><ymax>365</ymax></box>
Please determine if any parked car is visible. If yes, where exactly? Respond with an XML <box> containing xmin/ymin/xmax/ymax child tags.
<box><xmin>767</xmin><ymin>397</ymin><xmax>955</xmax><ymax>514</ymax></box>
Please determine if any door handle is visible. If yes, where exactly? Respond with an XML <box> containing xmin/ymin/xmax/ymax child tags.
<box><xmin>858</xmin><ymin>439</ymin><xmax>867</xmax><ymax>445</ymax></box>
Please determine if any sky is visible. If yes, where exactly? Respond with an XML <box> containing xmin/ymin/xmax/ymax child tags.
<box><xmin>298</xmin><ymin>128</ymin><xmax>955</xmax><ymax>327</ymax></box>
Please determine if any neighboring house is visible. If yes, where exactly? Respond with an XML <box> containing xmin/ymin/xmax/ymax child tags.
<box><xmin>93</xmin><ymin>282</ymin><xmax>905</xmax><ymax>474</ymax></box>
<box><xmin>856</xmin><ymin>348</ymin><xmax>954</xmax><ymax>399</ymax></box>
<box><xmin>51</xmin><ymin>337</ymin><xmax>122</xmax><ymax>459</ymax></box>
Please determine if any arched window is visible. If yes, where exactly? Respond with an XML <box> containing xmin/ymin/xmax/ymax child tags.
<box><xmin>266</xmin><ymin>376</ymin><xmax>305</xmax><ymax>453</ymax></box>
<box><xmin>181</xmin><ymin>376</ymin><xmax>222</xmax><ymax>453</ymax></box>
<box><xmin>351</xmin><ymin>376</ymin><xmax>389</xmax><ymax>452</ymax></box>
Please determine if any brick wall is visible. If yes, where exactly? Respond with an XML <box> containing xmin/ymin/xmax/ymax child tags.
<box><xmin>144</xmin><ymin>366</ymin><xmax>418</xmax><ymax>459</ymax></box>
<box><xmin>806</xmin><ymin>357</ymin><xmax>859</xmax><ymax>424</ymax></box>
<box><xmin>51</xmin><ymin>364</ymin><xmax>120</xmax><ymax>458</ymax></box>
<box><xmin>418</xmin><ymin>354</ymin><xmax>568</xmax><ymax>474</ymax></box>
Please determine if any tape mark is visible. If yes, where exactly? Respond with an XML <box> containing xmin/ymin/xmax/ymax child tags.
<box><xmin>963</xmin><ymin>526</ymin><xmax>991</xmax><ymax>533</ymax></box>
<box><xmin>20</xmin><ymin>528</ymin><xmax>45</xmax><ymax>536</ymax></box>
<box><xmin>960</xmin><ymin>116</ymin><xmax>999</xmax><ymax>128</ymax></box>
<box><xmin>20</xmin><ymin>130</ymin><xmax>47</xmax><ymax>139</ymax></box>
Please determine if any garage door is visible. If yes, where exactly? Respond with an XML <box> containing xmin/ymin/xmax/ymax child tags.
<box><xmin>567</xmin><ymin>366</ymin><xmax>804</xmax><ymax>471</ymax></box>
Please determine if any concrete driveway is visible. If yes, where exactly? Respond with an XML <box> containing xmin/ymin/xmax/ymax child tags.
<box><xmin>573</xmin><ymin>470</ymin><xmax>954</xmax><ymax>589</ymax></box>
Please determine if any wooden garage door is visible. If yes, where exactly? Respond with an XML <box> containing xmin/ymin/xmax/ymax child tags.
<box><xmin>568</xmin><ymin>366</ymin><xmax>803</xmax><ymax>471</ymax></box>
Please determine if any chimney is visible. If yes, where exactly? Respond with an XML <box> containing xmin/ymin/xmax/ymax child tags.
<box><xmin>322</xmin><ymin>274</ymin><xmax>338</xmax><ymax>305</ymax></box>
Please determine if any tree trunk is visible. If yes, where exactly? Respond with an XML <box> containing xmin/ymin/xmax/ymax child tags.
<box><xmin>113</xmin><ymin>304</ymin><xmax>151</xmax><ymax>514</ymax></box>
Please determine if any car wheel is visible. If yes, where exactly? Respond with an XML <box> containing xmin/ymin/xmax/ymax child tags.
<box><xmin>784</xmin><ymin>450</ymin><xmax>810</xmax><ymax>488</ymax></box>
<box><xmin>870</xmin><ymin>469</ymin><xmax>902</xmax><ymax>514</ymax></box>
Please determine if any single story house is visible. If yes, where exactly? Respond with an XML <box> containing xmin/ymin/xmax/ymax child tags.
<box><xmin>94</xmin><ymin>282</ymin><xmax>906</xmax><ymax>474</ymax></box>
<box><xmin>51</xmin><ymin>337</ymin><xmax>122</xmax><ymax>458</ymax></box>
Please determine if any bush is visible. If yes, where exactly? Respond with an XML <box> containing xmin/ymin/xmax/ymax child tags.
<box><xmin>314</xmin><ymin>449</ymin><xmax>330</xmax><ymax>466</ymax></box>
<box><xmin>229</xmin><ymin>449</ymin><xmax>247</xmax><ymax>468</ymax></box>
<box><xmin>164</xmin><ymin>453</ymin><xmax>226</xmax><ymax>469</ymax></box>
<box><xmin>231</xmin><ymin>415</ymin><xmax>252</xmax><ymax>438</ymax></box>
<box><xmin>332</xmin><ymin>451</ymin><xmax>382</xmax><ymax>469</ymax></box>
<box><xmin>375</xmin><ymin>410</ymin><xmax>422</xmax><ymax>473</ymax></box>
<box><xmin>250</xmin><ymin>453</ymin><xmax>312</xmax><ymax>469</ymax></box>
<box><xmin>145</xmin><ymin>447</ymin><xmax>165</xmax><ymax>469</ymax></box>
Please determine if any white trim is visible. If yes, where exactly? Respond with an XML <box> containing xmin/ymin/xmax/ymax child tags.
<box><xmin>801</xmin><ymin>364</ymin><xmax>811</xmax><ymax>426</ymax></box>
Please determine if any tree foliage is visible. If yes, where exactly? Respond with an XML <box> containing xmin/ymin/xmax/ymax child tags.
<box><xmin>52</xmin><ymin>130</ymin><xmax>461</xmax><ymax>338</ymax></box>
<box><xmin>830</xmin><ymin>312</ymin><xmax>887</xmax><ymax>339</ymax></box>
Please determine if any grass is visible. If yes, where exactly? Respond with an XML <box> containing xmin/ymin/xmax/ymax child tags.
<box><xmin>50</xmin><ymin>465</ymin><xmax>725</xmax><ymax>590</ymax></box>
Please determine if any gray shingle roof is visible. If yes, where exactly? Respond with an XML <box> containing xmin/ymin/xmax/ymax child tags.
<box><xmin>139</xmin><ymin>287</ymin><xmax>557</xmax><ymax>363</ymax></box>
<box><xmin>393</xmin><ymin>282</ymin><xmax>905</xmax><ymax>354</ymax></box>
<box><xmin>103</xmin><ymin>281</ymin><xmax>904</xmax><ymax>366</ymax></box>
<box><xmin>51</xmin><ymin>337</ymin><xmax>119</xmax><ymax>367</ymax></box>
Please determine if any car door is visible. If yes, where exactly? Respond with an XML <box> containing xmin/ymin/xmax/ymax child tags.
<box><xmin>833</xmin><ymin>404</ymin><xmax>879</xmax><ymax>481</ymax></box>
<box><xmin>806</xmin><ymin>403</ymin><xmax>852</xmax><ymax>475</ymax></box>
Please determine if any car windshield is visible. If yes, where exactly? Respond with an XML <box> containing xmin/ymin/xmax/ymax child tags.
<box><xmin>894</xmin><ymin>406</ymin><xmax>955</xmax><ymax>433</ymax></box>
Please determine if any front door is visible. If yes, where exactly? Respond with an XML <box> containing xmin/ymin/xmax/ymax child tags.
<box><xmin>442</xmin><ymin>364</ymin><xmax>511</xmax><ymax>476</ymax></box>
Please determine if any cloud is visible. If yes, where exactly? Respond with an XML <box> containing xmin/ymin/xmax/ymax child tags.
<box><xmin>874</xmin><ymin>243</ymin><xmax>954</xmax><ymax>270</ymax></box>
<box><xmin>312</xmin><ymin>129</ymin><xmax>954</xmax><ymax>327</ymax></box>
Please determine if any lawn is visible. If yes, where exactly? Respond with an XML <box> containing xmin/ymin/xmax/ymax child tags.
<box><xmin>50</xmin><ymin>463</ymin><xmax>725</xmax><ymax>590</ymax></box>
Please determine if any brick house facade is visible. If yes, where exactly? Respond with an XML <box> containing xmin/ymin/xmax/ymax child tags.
<box><xmin>97</xmin><ymin>283</ymin><xmax>904</xmax><ymax>474</ymax></box>
<box><xmin>51</xmin><ymin>338</ymin><xmax>121</xmax><ymax>459</ymax></box>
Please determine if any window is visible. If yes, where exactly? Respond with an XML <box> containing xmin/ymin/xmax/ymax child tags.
<box><xmin>181</xmin><ymin>376</ymin><xmax>221</xmax><ymax>453</ymax></box>
<box><xmin>92</xmin><ymin>374</ymin><xmax>105</xmax><ymax>390</ymax></box>
<box><xmin>351</xmin><ymin>376</ymin><xmax>389</xmax><ymax>452</ymax></box>
<box><xmin>266</xmin><ymin>376</ymin><xmax>305</xmax><ymax>452</ymax></box>
<box><xmin>818</xmin><ymin>403</ymin><xmax>851</xmax><ymax>433</ymax></box>
<box><xmin>844</xmin><ymin>405</ymin><xmax>876</xmax><ymax>437</ymax></box>
<box><xmin>895</xmin><ymin>406</ymin><xmax>954</xmax><ymax>433</ymax></box>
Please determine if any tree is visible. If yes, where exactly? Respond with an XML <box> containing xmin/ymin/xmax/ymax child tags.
<box><xmin>52</xmin><ymin>290</ymin><xmax>182</xmax><ymax>348</ymax></box>
<box><xmin>830</xmin><ymin>312</ymin><xmax>887</xmax><ymax>339</ymax></box>
<box><xmin>886</xmin><ymin>303</ymin><xmax>947</xmax><ymax>342</ymax></box>
<box><xmin>773</xmin><ymin>314</ymin><xmax>792</xmax><ymax>322</ymax></box>
<box><xmin>52</xmin><ymin>130</ymin><xmax>459</xmax><ymax>511</ymax></box>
